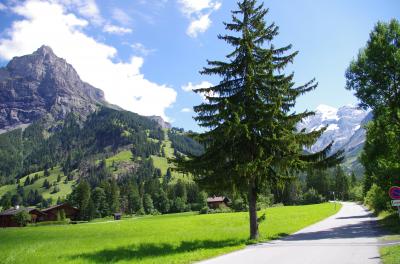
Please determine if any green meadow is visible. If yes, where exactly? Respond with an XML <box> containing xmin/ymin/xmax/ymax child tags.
<box><xmin>0</xmin><ymin>203</ymin><xmax>340</xmax><ymax>264</ymax></box>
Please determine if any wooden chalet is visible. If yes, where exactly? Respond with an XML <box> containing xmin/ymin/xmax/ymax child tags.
<box><xmin>41</xmin><ymin>203</ymin><xmax>79</xmax><ymax>221</ymax></box>
<box><xmin>0</xmin><ymin>206</ymin><xmax>46</xmax><ymax>227</ymax></box>
<box><xmin>207</xmin><ymin>196</ymin><xmax>230</xmax><ymax>209</ymax></box>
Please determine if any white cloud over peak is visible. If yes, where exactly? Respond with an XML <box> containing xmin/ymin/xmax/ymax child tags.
<box><xmin>103</xmin><ymin>24</ymin><xmax>132</xmax><ymax>35</ymax></box>
<box><xmin>0</xmin><ymin>0</ymin><xmax>177</xmax><ymax>120</ymax></box>
<box><xmin>177</xmin><ymin>0</ymin><xmax>221</xmax><ymax>38</ymax></box>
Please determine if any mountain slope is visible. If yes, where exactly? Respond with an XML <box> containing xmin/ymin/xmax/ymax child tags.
<box><xmin>0</xmin><ymin>45</ymin><xmax>105</xmax><ymax>133</ymax></box>
<box><xmin>298</xmin><ymin>104</ymin><xmax>371</xmax><ymax>175</ymax></box>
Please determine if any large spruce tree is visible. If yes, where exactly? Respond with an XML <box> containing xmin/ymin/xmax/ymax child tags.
<box><xmin>176</xmin><ymin>0</ymin><xmax>342</xmax><ymax>239</ymax></box>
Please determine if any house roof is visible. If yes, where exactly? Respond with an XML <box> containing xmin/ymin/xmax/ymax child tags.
<box><xmin>0</xmin><ymin>207</ymin><xmax>46</xmax><ymax>216</ymax></box>
<box><xmin>42</xmin><ymin>203</ymin><xmax>79</xmax><ymax>213</ymax></box>
<box><xmin>207</xmin><ymin>196</ymin><xmax>229</xmax><ymax>203</ymax></box>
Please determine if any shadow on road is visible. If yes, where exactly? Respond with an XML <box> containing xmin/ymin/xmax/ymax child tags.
<box><xmin>282</xmin><ymin>220</ymin><xmax>387</xmax><ymax>241</ymax></box>
<box><xmin>68</xmin><ymin>239</ymin><xmax>245</xmax><ymax>263</ymax></box>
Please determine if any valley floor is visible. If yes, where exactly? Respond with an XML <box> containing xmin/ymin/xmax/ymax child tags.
<box><xmin>0</xmin><ymin>203</ymin><xmax>339</xmax><ymax>264</ymax></box>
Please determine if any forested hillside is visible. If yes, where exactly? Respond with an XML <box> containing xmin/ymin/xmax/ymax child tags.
<box><xmin>0</xmin><ymin>106</ymin><xmax>207</xmax><ymax>218</ymax></box>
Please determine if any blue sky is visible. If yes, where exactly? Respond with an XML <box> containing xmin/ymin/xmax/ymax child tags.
<box><xmin>0</xmin><ymin>0</ymin><xmax>399</xmax><ymax>131</ymax></box>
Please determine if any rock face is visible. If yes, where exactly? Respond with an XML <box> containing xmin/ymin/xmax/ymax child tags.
<box><xmin>147</xmin><ymin>115</ymin><xmax>171</xmax><ymax>129</ymax></box>
<box><xmin>0</xmin><ymin>46</ymin><xmax>105</xmax><ymax>132</ymax></box>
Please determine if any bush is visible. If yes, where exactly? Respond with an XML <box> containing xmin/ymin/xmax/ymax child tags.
<box><xmin>349</xmin><ymin>185</ymin><xmax>364</xmax><ymax>202</ymax></box>
<box><xmin>257</xmin><ymin>194</ymin><xmax>274</xmax><ymax>210</ymax></box>
<box><xmin>302</xmin><ymin>188</ymin><xmax>324</xmax><ymax>205</ymax></box>
<box><xmin>199</xmin><ymin>206</ymin><xmax>209</xmax><ymax>214</ymax></box>
<box><xmin>364</xmin><ymin>184</ymin><xmax>388</xmax><ymax>213</ymax></box>
<box><xmin>32</xmin><ymin>219</ymin><xmax>70</xmax><ymax>226</ymax></box>
<box><xmin>232</xmin><ymin>198</ymin><xmax>248</xmax><ymax>212</ymax></box>
<box><xmin>207</xmin><ymin>206</ymin><xmax>233</xmax><ymax>214</ymax></box>
<box><xmin>13</xmin><ymin>210</ymin><xmax>31</xmax><ymax>227</ymax></box>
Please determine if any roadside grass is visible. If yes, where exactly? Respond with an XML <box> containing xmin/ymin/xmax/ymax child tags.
<box><xmin>378</xmin><ymin>211</ymin><xmax>400</xmax><ymax>264</ymax></box>
<box><xmin>381</xmin><ymin>245</ymin><xmax>400</xmax><ymax>264</ymax></box>
<box><xmin>0</xmin><ymin>202</ymin><xmax>340</xmax><ymax>264</ymax></box>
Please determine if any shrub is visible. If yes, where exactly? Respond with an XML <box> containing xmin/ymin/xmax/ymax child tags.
<box><xmin>199</xmin><ymin>206</ymin><xmax>209</xmax><ymax>214</ymax></box>
<box><xmin>302</xmin><ymin>188</ymin><xmax>324</xmax><ymax>205</ymax></box>
<box><xmin>232</xmin><ymin>198</ymin><xmax>248</xmax><ymax>212</ymax></box>
<box><xmin>364</xmin><ymin>184</ymin><xmax>388</xmax><ymax>213</ymax></box>
<box><xmin>14</xmin><ymin>211</ymin><xmax>31</xmax><ymax>227</ymax></box>
<box><xmin>349</xmin><ymin>185</ymin><xmax>364</xmax><ymax>202</ymax></box>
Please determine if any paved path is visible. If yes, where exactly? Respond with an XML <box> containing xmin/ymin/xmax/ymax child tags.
<box><xmin>200</xmin><ymin>202</ymin><xmax>387</xmax><ymax>264</ymax></box>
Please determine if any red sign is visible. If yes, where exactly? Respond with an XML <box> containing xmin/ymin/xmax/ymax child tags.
<box><xmin>389</xmin><ymin>186</ymin><xmax>400</xmax><ymax>200</ymax></box>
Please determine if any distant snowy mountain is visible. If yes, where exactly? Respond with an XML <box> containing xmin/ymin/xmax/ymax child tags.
<box><xmin>298</xmin><ymin>104</ymin><xmax>372</xmax><ymax>175</ymax></box>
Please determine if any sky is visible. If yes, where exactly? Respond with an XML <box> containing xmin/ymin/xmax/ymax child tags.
<box><xmin>0</xmin><ymin>0</ymin><xmax>399</xmax><ymax>131</ymax></box>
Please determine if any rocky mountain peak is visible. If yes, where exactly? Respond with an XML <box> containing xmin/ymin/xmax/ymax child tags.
<box><xmin>0</xmin><ymin>46</ymin><xmax>106</xmax><ymax>132</ymax></box>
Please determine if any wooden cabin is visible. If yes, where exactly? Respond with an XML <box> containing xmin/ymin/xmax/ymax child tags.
<box><xmin>0</xmin><ymin>206</ymin><xmax>46</xmax><ymax>227</ymax></box>
<box><xmin>207</xmin><ymin>196</ymin><xmax>230</xmax><ymax>209</ymax></box>
<box><xmin>41</xmin><ymin>203</ymin><xmax>79</xmax><ymax>221</ymax></box>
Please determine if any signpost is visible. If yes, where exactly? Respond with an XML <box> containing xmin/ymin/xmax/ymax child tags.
<box><xmin>389</xmin><ymin>186</ymin><xmax>400</xmax><ymax>219</ymax></box>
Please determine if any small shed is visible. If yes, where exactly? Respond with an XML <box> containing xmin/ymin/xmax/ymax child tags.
<box><xmin>42</xmin><ymin>203</ymin><xmax>79</xmax><ymax>221</ymax></box>
<box><xmin>0</xmin><ymin>206</ymin><xmax>46</xmax><ymax>227</ymax></box>
<box><xmin>113</xmin><ymin>213</ymin><xmax>122</xmax><ymax>220</ymax></box>
<box><xmin>207</xmin><ymin>196</ymin><xmax>230</xmax><ymax>209</ymax></box>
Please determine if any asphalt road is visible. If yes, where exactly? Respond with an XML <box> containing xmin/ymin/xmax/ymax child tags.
<box><xmin>199</xmin><ymin>202</ymin><xmax>386</xmax><ymax>264</ymax></box>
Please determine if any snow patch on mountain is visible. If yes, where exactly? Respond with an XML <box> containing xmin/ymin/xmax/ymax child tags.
<box><xmin>298</xmin><ymin>104</ymin><xmax>370</xmax><ymax>155</ymax></box>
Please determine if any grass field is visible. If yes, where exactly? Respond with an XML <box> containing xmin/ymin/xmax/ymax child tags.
<box><xmin>0</xmin><ymin>203</ymin><xmax>341</xmax><ymax>264</ymax></box>
<box><xmin>0</xmin><ymin>167</ymin><xmax>76</xmax><ymax>203</ymax></box>
<box><xmin>378</xmin><ymin>211</ymin><xmax>400</xmax><ymax>264</ymax></box>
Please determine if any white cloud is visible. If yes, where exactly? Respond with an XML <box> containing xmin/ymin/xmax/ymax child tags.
<box><xmin>181</xmin><ymin>107</ymin><xmax>192</xmax><ymax>113</ymax></box>
<box><xmin>187</xmin><ymin>14</ymin><xmax>211</xmax><ymax>38</ymax></box>
<box><xmin>112</xmin><ymin>8</ymin><xmax>132</xmax><ymax>26</ymax></box>
<box><xmin>182</xmin><ymin>81</ymin><xmax>213</xmax><ymax>101</ymax></box>
<box><xmin>178</xmin><ymin>0</ymin><xmax>220</xmax><ymax>16</ymax></box>
<box><xmin>177</xmin><ymin>0</ymin><xmax>221</xmax><ymax>38</ymax></box>
<box><xmin>182</xmin><ymin>81</ymin><xmax>213</xmax><ymax>92</ymax></box>
<box><xmin>58</xmin><ymin>0</ymin><xmax>103</xmax><ymax>25</ymax></box>
<box><xmin>103</xmin><ymin>24</ymin><xmax>132</xmax><ymax>35</ymax></box>
<box><xmin>0</xmin><ymin>0</ymin><xmax>176</xmax><ymax>120</ymax></box>
<box><xmin>0</xmin><ymin>3</ymin><xmax>7</xmax><ymax>10</ymax></box>
<box><xmin>130</xmin><ymin>43</ymin><xmax>155</xmax><ymax>56</ymax></box>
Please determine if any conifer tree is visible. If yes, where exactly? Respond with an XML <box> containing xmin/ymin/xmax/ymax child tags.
<box><xmin>176</xmin><ymin>0</ymin><xmax>342</xmax><ymax>239</ymax></box>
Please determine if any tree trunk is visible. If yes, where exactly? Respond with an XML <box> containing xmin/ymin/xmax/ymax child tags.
<box><xmin>248</xmin><ymin>180</ymin><xmax>259</xmax><ymax>240</ymax></box>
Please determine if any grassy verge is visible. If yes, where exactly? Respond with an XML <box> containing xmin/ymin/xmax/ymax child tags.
<box><xmin>0</xmin><ymin>202</ymin><xmax>340</xmax><ymax>264</ymax></box>
<box><xmin>378</xmin><ymin>210</ymin><xmax>400</xmax><ymax>264</ymax></box>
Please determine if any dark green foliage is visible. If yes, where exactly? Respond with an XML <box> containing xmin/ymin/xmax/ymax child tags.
<box><xmin>24</xmin><ymin>176</ymin><xmax>31</xmax><ymax>186</ymax></box>
<box><xmin>0</xmin><ymin>107</ymin><xmax>164</xmax><ymax>182</ymax></box>
<box><xmin>361</xmin><ymin>110</ymin><xmax>400</xmax><ymax>196</ymax></box>
<box><xmin>333</xmin><ymin>166</ymin><xmax>350</xmax><ymax>200</ymax></box>
<box><xmin>0</xmin><ymin>192</ymin><xmax>12</xmax><ymax>210</ymax></box>
<box><xmin>51</xmin><ymin>185</ymin><xmax>60</xmax><ymax>194</ymax></box>
<box><xmin>26</xmin><ymin>190</ymin><xmax>43</xmax><ymax>206</ymax></box>
<box><xmin>168</xmin><ymin>130</ymin><xmax>204</xmax><ymax>156</ymax></box>
<box><xmin>13</xmin><ymin>210</ymin><xmax>31</xmax><ymax>227</ymax></box>
<box><xmin>175</xmin><ymin>0</ymin><xmax>342</xmax><ymax>239</ymax></box>
<box><xmin>91</xmin><ymin>187</ymin><xmax>108</xmax><ymax>217</ymax></box>
<box><xmin>346</xmin><ymin>19</ymin><xmax>400</xmax><ymax>211</ymax></box>
<box><xmin>143</xmin><ymin>194</ymin><xmax>154</xmax><ymax>214</ymax></box>
<box><xmin>302</xmin><ymin>188</ymin><xmax>325</xmax><ymax>205</ymax></box>
<box><xmin>71</xmin><ymin>180</ymin><xmax>91</xmax><ymax>220</ymax></box>
<box><xmin>346</xmin><ymin>19</ymin><xmax>400</xmax><ymax>118</ymax></box>
<box><xmin>364</xmin><ymin>184</ymin><xmax>388</xmax><ymax>213</ymax></box>
<box><xmin>42</xmin><ymin>179</ymin><xmax>51</xmax><ymax>189</ymax></box>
